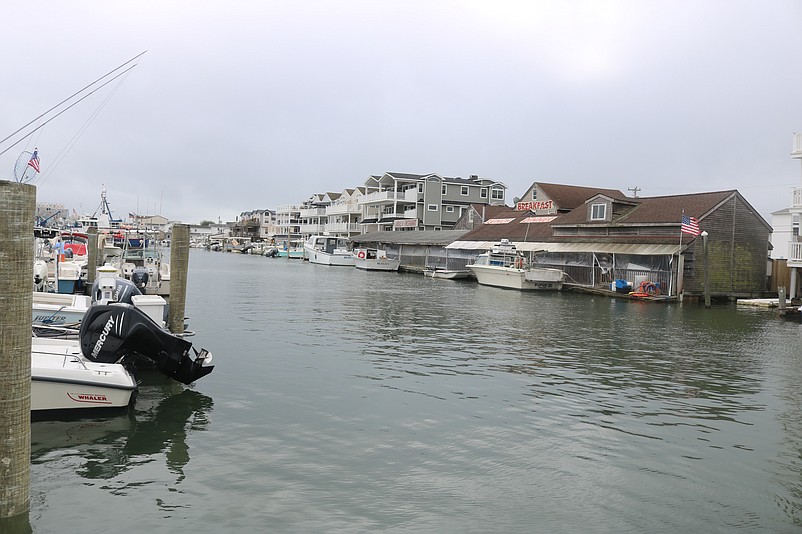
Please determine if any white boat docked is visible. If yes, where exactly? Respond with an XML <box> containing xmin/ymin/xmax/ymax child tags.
<box><xmin>467</xmin><ymin>239</ymin><xmax>565</xmax><ymax>290</ymax></box>
<box><xmin>423</xmin><ymin>268</ymin><xmax>471</xmax><ymax>280</ymax></box>
<box><xmin>31</xmin><ymin>337</ymin><xmax>137</xmax><ymax>411</ymax></box>
<box><xmin>29</xmin><ymin>268</ymin><xmax>214</xmax><ymax>412</ymax></box>
<box><xmin>304</xmin><ymin>235</ymin><xmax>355</xmax><ymax>266</ymax></box>
<box><xmin>32</xmin><ymin>292</ymin><xmax>92</xmax><ymax>326</ymax></box>
<box><xmin>353</xmin><ymin>248</ymin><xmax>400</xmax><ymax>271</ymax></box>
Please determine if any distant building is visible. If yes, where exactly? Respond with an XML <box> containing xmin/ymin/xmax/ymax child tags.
<box><xmin>769</xmin><ymin>133</ymin><xmax>802</xmax><ymax>299</ymax></box>
<box><xmin>232</xmin><ymin>209</ymin><xmax>276</xmax><ymax>240</ymax></box>
<box><xmin>358</xmin><ymin>172</ymin><xmax>506</xmax><ymax>233</ymax></box>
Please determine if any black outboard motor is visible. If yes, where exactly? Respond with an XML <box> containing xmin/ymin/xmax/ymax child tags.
<box><xmin>91</xmin><ymin>276</ymin><xmax>142</xmax><ymax>305</ymax></box>
<box><xmin>131</xmin><ymin>267</ymin><xmax>149</xmax><ymax>292</ymax></box>
<box><xmin>79</xmin><ymin>303</ymin><xmax>214</xmax><ymax>385</ymax></box>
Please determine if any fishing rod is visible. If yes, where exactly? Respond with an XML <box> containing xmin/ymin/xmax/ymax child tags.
<box><xmin>0</xmin><ymin>63</ymin><xmax>138</xmax><ymax>157</ymax></box>
<box><xmin>0</xmin><ymin>51</ymin><xmax>146</xmax><ymax>154</ymax></box>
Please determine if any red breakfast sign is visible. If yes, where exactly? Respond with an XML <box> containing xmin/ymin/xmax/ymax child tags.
<box><xmin>516</xmin><ymin>200</ymin><xmax>554</xmax><ymax>211</ymax></box>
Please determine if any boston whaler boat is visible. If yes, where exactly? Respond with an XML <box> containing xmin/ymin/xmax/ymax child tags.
<box><xmin>467</xmin><ymin>239</ymin><xmax>565</xmax><ymax>290</ymax></box>
<box><xmin>31</xmin><ymin>272</ymin><xmax>214</xmax><ymax>412</ymax></box>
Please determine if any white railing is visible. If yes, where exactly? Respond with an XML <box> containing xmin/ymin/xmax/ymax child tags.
<box><xmin>358</xmin><ymin>191</ymin><xmax>403</xmax><ymax>204</ymax></box>
<box><xmin>790</xmin><ymin>242</ymin><xmax>802</xmax><ymax>266</ymax></box>
<box><xmin>404</xmin><ymin>208</ymin><xmax>418</xmax><ymax>219</ymax></box>
<box><xmin>325</xmin><ymin>222</ymin><xmax>361</xmax><ymax>233</ymax></box>
<box><xmin>793</xmin><ymin>133</ymin><xmax>802</xmax><ymax>157</ymax></box>
<box><xmin>275</xmin><ymin>204</ymin><xmax>299</xmax><ymax>213</ymax></box>
<box><xmin>299</xmin><ymin>223</ymin><xmax>325</xmax><ymax>233</ymax></box>
<box><xmin>299</xmin><ymin>207</ymin><xmax>327</xmax><ymax>217</ymax></box>
<box><xmin>326</xmin><ymin>203</ymin><xmax>360</xmax><ymax>215</ymax></box>
<box><xmin>404</xmin><ymin>189</ymin><xmax>419</xmax><ymax>202</ymax></box>
<box><xmin>793</xmin><ymin>187</ymin><xmax>802</xmax><ymax>208</ymax></box>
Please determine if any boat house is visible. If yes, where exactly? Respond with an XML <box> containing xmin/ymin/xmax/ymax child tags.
<box><xmin>449</xmin><ymin>186</ymin><xmax>772</xmax><ymax>300</ymax></box>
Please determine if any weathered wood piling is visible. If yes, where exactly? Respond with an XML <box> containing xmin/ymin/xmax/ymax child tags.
<box><xmin>168</xmin><ymin>223</ymin><xmax>190</xmax><ymax>334</ymax></box>
<box><xmin>85</xmin><ymin>226</ymin><xmax>98</xmax><ymax>291</ymax></box>
<box><xmin>0</xmin><ymin>180</ymin><xmax>34</xmax><ymax>521</ymax></box>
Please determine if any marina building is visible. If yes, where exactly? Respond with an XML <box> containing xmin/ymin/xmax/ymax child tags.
<box><xmin>450</xmin><ymin>184</ymin><xmax>771</xmax><ymax>300</ymax></box>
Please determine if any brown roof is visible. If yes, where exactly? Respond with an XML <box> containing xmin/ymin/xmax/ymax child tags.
<box><xmin>553</xmin><ymin>190</ymin><xmax>736</xmax><ymax>226</ymax></box>
<box><xmin>471</xmin><ymin>204</ymin><xmax>519</xmax><ymax>221</ymax></box>
<box><xmin>456</xmin><ymin>189</ymin><xmax>769</xmax><ymax>246</ymax></box>
<box><xmin>457</xmin><ymin>211</ymin><xmax>565</xmax><ymax>242</ymax></box>
<box><xmin>537</xmin><ymin>183</ymin><xmax>628</xmax><ymax>210</ymax></box>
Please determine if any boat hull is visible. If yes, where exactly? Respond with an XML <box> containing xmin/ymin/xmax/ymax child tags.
<box><xmin>306</xmin><ymin>248</ymin><xmax>355</xmax><ymax>266</ymax></box>
<box><xmin>354</xmin><ymin>258</ymin><xmax>400</xmax><ymax>271</ymax></box>
<box><xmin>468</xmin><ymin>265</ymin><xmax>563</xmax><ymax>290</ymax></box>
<box><xmin>31</xmin><ymin>339</ymin><xmax>137</xmax><ymax>411</ymax></box>
<box><xmin>424</xmin><ymin>269</ymin><xmax>471</xmax><ymax>279</ymax></box>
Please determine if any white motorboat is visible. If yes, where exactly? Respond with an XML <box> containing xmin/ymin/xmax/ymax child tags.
<box><xmin>304</xmin><ymin>235</ymin><xmax>354</xmax><ymax>266</ymax></box>
<box><xmin>353</xmin><ymin>248</ymin><xmax>400</xmax><ymax>271</ymax></box>
<box><xmin>32</xmin><ymin>266</ymin><xmax>168</xmax><ymax>329</ymax></box>
<box><xmin>467</xmin><ymin>239</ymin><xmax>565</xmax><ymax>290</ymax></box>
<box><xmin>32</xmin><ymin>292</ymin><xmax>92</xmax><ymax>326</ymax></box>
<box><xmin>423</xmin><ymin>268</ymin><xmax>471</xmax><ymax>280</ymax></box>
<box><xmin>30</xmin><ymin>271</ymin><xmax>214</xmax><ymax>412</ymax></box>
<box><xmin>31</xmin><ymin>337</ymin><xmax>137</xmax><ymax>411</ymax></box>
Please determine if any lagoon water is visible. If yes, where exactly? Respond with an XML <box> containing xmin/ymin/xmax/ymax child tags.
<box><xmin>24</xmin><ymin>250</ymin><xmax>802</xmax><ymax>532</ymax></box>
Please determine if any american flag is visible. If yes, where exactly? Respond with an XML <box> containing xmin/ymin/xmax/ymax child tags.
<box><xmin>27</xmin><ymin>149</ymin><xmax>40</xmax><ymax>173</ymax></box>
<box><xmin>681</xmin><ymin>214</ymin><xmax>701</xmax><ymax>236</ymax></box>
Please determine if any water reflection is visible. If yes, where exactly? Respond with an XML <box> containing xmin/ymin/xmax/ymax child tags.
<box><xmin>31</xmin><ymin>373</ymin><xmax>213</xmax><ymax>485</ymax></box>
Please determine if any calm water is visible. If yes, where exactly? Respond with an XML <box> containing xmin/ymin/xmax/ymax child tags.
<box><xmin>21</xmin><ymin>250</ymin><xmax>802</xmax><ymax>532</ymax></box>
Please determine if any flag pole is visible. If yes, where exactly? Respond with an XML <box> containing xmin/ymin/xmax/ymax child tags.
<box><xmin>674</xmin><ymin>210</ymin><xmax>685</xmax><ymax>297</ymax></box>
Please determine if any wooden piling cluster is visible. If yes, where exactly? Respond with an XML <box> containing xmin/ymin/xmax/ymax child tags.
<box><xmin>0</xmin><ymin>181</ymin><xmax>34</xmax><ymax>520</ymax></box>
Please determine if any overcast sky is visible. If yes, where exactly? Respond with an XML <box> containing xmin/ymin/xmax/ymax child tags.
<box><xmin>3</xmin><ymin>1</ymin><xmax>801</xmax><ymax>225</ymax></box>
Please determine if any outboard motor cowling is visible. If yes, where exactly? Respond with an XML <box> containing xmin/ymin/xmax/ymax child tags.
<box><xmin>91</xmin><ymin>276</ymin><xmax>142</xmax><ymax>305</ymax></box>
<box><xmin>79</xmin><ymin>303</ymin><xmax>214</xmax><ymax>385</ymax></box>
<box><xmin>131</xmin><ymin>267</ymin><xmax>149</xmax><ymax>292</ymax></box>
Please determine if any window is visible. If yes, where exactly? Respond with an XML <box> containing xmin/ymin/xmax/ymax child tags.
<box><xmin>491</xmin><ymin>188</ymin><xmax>504</xmax><ymax>200</ymax></box>
<box><xmin>532</xmin><ymin>189</ymin><xmax>538</xmax><ymax>200</ymax></box>
<box><xmin>417</xmin><ymin>183</ymin><xmax>423</xmax><ymax>193</ymax></box>
<box><xmin>446</xmin><ymin>206</ymin><xmax>454</xmax><ymax>213</ymax></box>
<box><xmin>480</xmin><ymin>188</ymin><xmax>488</xmax><ymax>199</ymax></box>
<box><xmin>442</xmin><ymin>184</ymin><xmax>447</xmax><ymax>195</ymax></box>
<box><xmin>461</xmin><ymin>186</ymin><xmax>469</xmax><ymax>196</ymax></box>
<box><xmin>428</xmin><ymin>204</ymin><xmax>438</xmax><ymax>211</ymax></box>
<box><xmin>591</xmin><ymin>203</ymin><xmax>606</xmax><ymax>220</ymax></box>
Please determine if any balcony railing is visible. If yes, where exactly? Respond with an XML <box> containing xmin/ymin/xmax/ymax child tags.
<box><xmin>790</xmin><ymin>242</ymin><xmax>802</xmax><ymax>266</ymax></box>
<box><xmin>793</xmin><ymin>187</ymin><xmax>802</xmax><ymax>209</ymax></box>
<box><xmin>793</xmin><ymin>133</ymin><xmax>802</xmax><ymax>157</ymax></box>
<box><xmin>299</xmin><ymin>224</ymin><xmax>326</xmax><ymax>233</ymax></box>
<box><xmin>324</xmin><ymin>222</ymin><xmax>361</xmax><ymax>233</ymax></box>
<box><xmin>275</xmin><ymin>204</ymin><xmax>299</xmax><ymax>213</ymax></box>
<box><xmin>404</xmin><ymin>189</ymin><xmax>419</xmax><ymax>202</ymax></box>
<box><xmin>358</xmin><ymin>191</ymin><xmax>404</xmax><ymax>204</ymax></box>
<box><xmin>326</xmin><ymin>203</ymin><xmax>361</xmax><ymax>215</ymax></box>
<box><xmin>404</xmin><ymin>208</ymin><xmax>418</xmax><ymax>219</ymax></box>
<box><xmin>299</xmin><ymin>207</ymin><xmax>327</xmax><ymax>217</ymax></box>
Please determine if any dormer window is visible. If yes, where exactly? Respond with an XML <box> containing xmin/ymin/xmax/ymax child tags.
<box><xmin>590</xmin><ymin>203</ymin><xmax>607</xmax><ymax>221</ymax></box>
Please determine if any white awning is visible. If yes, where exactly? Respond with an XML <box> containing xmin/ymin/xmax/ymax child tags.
<box><xmin>446</xmin><ymin>241</ymin><xmax>681</xmax><ymax>255</ymax></box>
